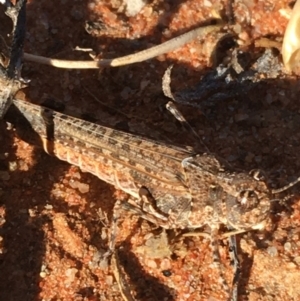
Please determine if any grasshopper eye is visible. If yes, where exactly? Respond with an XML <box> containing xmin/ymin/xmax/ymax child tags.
<box><xmin>227</xmin><ymin>188</ymin><xmax>270</xmax><ymax>230</ymax></box>
<box><xmin>237</xmin><ymin>190</ymin><xmax>259</xmax><ymax>210</ymax></box>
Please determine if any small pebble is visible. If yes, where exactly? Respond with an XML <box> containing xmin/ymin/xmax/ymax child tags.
<box><xmin>294</xmin><ymin>256</ymin><xmax>300</xmax><ymax>266</ymax></box>
<box><xmin>146</xmin><ymin>259</ymin><xmax>157</xmax><ymax>269</ymax></box>
<box><xmin>162</xmin><ymin>270</ymin><xmax>172</xmax><ymax>277</ymax></box>
<box><xmin>284</xmin><ymin>242</ymin><xmax>292</xmax><ymax>252</ymax></box>
<box><xmin>8</xmin><ymin>161</ymin><xmax>18</xmax><ymax>171</ymax></box>
<box><xmin>65</xmin><ymin>268</ymin><xmax>78</xmax><ymax>282</ymax></box>
<box><xmin>40</xmin><ymin>271</ymin><xmax>47</xmax><ymax>278</ymax></box>
<box><xmin>105</xmin><ymin>275</ymin><xmax>114</xmax><ymax>286</ymax></box>
<box><xmin>267</xmin><ymin>246</ymin><xmax>278</xmax><ymax>257</ymax></box>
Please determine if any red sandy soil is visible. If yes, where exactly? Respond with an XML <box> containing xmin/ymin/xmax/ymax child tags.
<box><xmin>0</xmin><ymin>1</ymin><xmax>300</xmax><ymax>300</ymax></box>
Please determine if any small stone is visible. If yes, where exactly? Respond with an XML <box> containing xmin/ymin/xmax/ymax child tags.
<box><xmin>284</xmin><ymin>242</ymin><xmax>292</xmax><ymax>252</ymax></box>
<box><xmin>77</xmin><ymin>182</ymin><xmax>90</xmax><ymax>194</ymax></box>
<box><xmin>146</xmin><ymin>259</ymin><xmax>157</xmax><ymax>269</ymax></box>
<box><xmin>44</xmin><ymin>204</ymin><xmax>53</xmax><ymax>210</ymax></box>
<box><xmin>136</xmin><ymin>231</ymin><xmax>172</xmax><ymax>258</ymax></box>
<box><xmin>162</xmin><ymin>270</ymin><xmax>172</xmax><ymax>277</ymax></box>
<box><xmin>72</xmin><ymin>172</ymin><xmax>81</xmax><ymax>179</ymax></box>
<box><xmin>97</xmin><ymin>258</ymin><xmax>109</xmax><ymax>270</ymax></box>
<box><xmin>28</xmin><ymin>208</ymin><xmax>37</xmax><ymax>217</ymax></box>
<box><xmin>160</xmin><ymin>258</ymin><xmax>171</xmax><ymax>270</ymax></box>
<box><xmin>294</xmin><ymin>256</ymin><xmax>300</xmax><ymax>266</ymax></box>
<box><xmin>267</xmin><ymin>246</ymin><xmax>278</xmax><ymax>257</ymax></box>
<box><xmin>124</xmin><ymin>0</ymin><xmax>146</xmax><ymax>16</ymax></box>
<box><xmin>65</xmin><ymin>268</ymin><xmax>78</xmax><ymax>282</ymax></box>
<box><xmin>287</xmin><ymin>262</ymin><xmax>297</xmax><ymax>269</ymax></box>
<box><xmin>8</xmin><ymin>161</ymin><xmax>17</xmax><ymax>171</ymax></box>
<box><xmin>39</xmin><ymin>271</ymin><xmax>47</xmax><ymax>278</ymax></box>
<box><xmin>69</xmin><ymin>180</ymin><xmax>90</xmax><ymax>193</ymax></box>
<box><xmin>105</xmin><ymin>275</ymin><xmax>114</xmax><ymax>285</ymax></box>
<box><xmin>203</xmin><ymin>0</ymin><xmax>212</xmax><ymax>7</ymax></box>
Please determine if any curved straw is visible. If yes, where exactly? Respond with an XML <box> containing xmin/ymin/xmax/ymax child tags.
<box><xmin>23</xmin><ymin>24</ymin><xmax>222</xmax><ymax>69</ymax></box>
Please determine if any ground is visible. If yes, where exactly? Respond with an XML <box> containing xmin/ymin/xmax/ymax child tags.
<box><xmin>0</xmin><ymin>0</ymin><xmax>300</xmax><ymax>301</ymax></box>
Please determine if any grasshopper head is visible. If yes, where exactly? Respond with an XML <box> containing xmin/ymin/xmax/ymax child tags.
<box><xmin>223</xmin><ymin>172</ymin><xmax>272</xmax><ymax>231</ymax></box>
